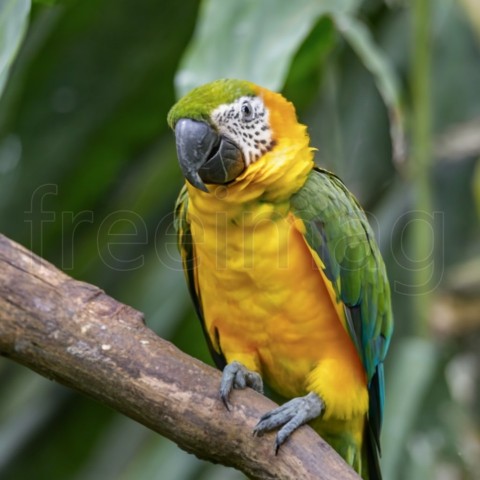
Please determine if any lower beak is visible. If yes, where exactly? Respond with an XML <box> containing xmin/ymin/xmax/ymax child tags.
<box><xmin>174</xmin><ymin>119</ymin><xmax>245</xmax><ymax>192</ymax></box>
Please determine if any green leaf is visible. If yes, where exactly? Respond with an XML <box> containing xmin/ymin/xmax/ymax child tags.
<box><xmin>175</xmin><ymin>0</ymin><xmax>360</xmax><ymax>97</ymax></box>
<box><xmin>381</xmin><ymin>338</ymin><xmax>440</xmax><ymax>480</ymax></box>
<box><xmin>175</xmin><ymin>1</ymin><xmax>405</xmax><ymax>166</ymax></box>
<box><xmin>0</xmin><ymin>0</ymin><xmax>31</xmax><ymax>99</ymax></box>
<box><xmin>332</xmin><ymin>14</ymin><xmax>406</xmax><ymax>163</ymax></box>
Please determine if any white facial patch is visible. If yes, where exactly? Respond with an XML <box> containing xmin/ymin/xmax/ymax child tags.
<box><xmin>211</xmin><ymin>96</ymin><xmax>275</xmax><ymax>166</ymax></box>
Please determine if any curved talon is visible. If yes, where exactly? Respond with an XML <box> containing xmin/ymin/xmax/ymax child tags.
<box><xmin>220</xmin><ymin>361</ymin><xmax>263</xmax><ymax>410</ymax></box>
<box><xmin>253</xmin><ymin>392</ymin><xmax>324</xmax><ymax>454</ymax></box>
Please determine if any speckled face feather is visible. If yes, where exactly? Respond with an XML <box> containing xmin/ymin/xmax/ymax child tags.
<box><xmin>211</xmin><ymin>96</ymin><xmax>275</xmax><ymax>166</ymax></box>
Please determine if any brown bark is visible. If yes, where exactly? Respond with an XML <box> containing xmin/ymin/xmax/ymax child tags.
<box><xmin>0</xmin><ymin>233</ymin><xmax>360</xmax><ymax>480</ymax></box>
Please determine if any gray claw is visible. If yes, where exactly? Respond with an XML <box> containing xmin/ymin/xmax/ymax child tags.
<box><xmin>220</xmin><ymin>361</ymin><xmax>263</xmax><ymax>410</ymax></box>
<box><xmin>253</xmin><ymin>392</ymin><xmax>324</xmax><ymax>453</ymax></box>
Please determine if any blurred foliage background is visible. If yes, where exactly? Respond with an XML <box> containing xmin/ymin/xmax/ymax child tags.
<box><xmin>1</xmin><ymin>0</ymin><xmax>479</xmax><ymax>479</ymax></box>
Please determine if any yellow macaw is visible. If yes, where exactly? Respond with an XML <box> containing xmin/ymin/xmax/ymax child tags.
<box><xmin>168</xmin><ymin>79</ymin><xmax>393</xmax><ymax>479</ymax></box>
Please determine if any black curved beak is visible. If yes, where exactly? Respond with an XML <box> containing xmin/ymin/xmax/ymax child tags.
<box><xmin>174</xmin><ymin>119</ymin><xmax>245</xmax><ymax>192</ymax></box>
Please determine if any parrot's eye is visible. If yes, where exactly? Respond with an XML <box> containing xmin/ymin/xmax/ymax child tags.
<box><xmin>240</xmin><ymin>101</ymin><xmax>255</xmax><ymax>122</ymax></box>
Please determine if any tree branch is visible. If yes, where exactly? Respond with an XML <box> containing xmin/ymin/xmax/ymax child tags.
<box><xmin>0</xmin><ymin>233</ymin><xmax>359</xmax><ymax>480</ymax></box>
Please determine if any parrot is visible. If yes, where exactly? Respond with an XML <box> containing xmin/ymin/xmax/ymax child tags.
<box><xmin>168</xmin><ymin>78</ymin><xmax>393</xmax><ymax>480</ymax></box>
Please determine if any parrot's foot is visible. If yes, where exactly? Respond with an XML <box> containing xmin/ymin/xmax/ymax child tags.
<box><xmin>220</xmin><ymin>361</ymin><xmax>263</xmax><ymax>410</ymax></box>
<box><xmin>253</xmin><ymin>392</ymin><xmax>324</xmax><ymax>454</ymax></box>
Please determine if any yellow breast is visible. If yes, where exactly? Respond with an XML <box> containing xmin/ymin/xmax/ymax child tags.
<box><xmin>188</xmin><ymin>193</ymin><xmax>367</xmax><ymax>420</ymax></box>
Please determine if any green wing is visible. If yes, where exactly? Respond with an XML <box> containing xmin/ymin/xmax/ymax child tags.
<box><xmin>174</xmin><ymin>185</ymin><xmax>227</xmax><ymax>369</ymax></box>
<box><xmin>291</xmin><ymin>167</ymin><xmax>393</xmax><ymax>468</ymax></box>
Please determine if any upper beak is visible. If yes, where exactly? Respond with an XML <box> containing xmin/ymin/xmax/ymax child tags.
<box><xmin>174</xmin><ymin>119</ymin><xmax>245</xmax><ymax>192</ymax></box>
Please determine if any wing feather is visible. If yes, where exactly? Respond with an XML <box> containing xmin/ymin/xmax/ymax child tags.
<box><xmin>291</xmin><ymin>167</ymin><xmax>393</xmax><ymax>453</ymax></box>
<box><xmin>174</xmin><ymin>185</ymin><xmax>227</xmax><ymax>370</ymax></box>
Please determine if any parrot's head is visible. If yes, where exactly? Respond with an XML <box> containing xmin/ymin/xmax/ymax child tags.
<box><xmin>167</xmin><ymin>79</ymin><xmax>312</xmax><ymax>194</ymax></box>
